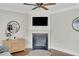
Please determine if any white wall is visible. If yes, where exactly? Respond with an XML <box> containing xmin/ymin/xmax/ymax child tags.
<box><xmin>51</xmin><ymin>7</ymin><xmax>79</xmax><ymax>55</ymax></box>
<box><xmin>0</xmin><ymin>9</ymin><xmax>28</xmax><ymax>47</ymax></box>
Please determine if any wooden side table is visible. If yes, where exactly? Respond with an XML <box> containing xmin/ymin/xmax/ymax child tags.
<box><xmin>3</xmin><ymin>38</ymin><xmax>26</xmax><ymax>53</ymax></box>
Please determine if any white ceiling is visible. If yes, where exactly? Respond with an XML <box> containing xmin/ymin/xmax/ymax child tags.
<box><xmin>0</xmin><ymin>3</ymin><xmax>79</xmax><ymax>14</ymax></box>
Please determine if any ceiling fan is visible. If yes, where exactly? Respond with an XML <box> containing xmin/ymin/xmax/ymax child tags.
<box><xmin>23</xmin><ymin>3</ymin><xmax>56</xmax><ymax>10</ymax></box>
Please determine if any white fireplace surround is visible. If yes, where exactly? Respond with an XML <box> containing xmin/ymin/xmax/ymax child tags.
<box><xmin>27</xmin><ymin>13</ymin><xmax>51</xmax><ymax>49</ymax></box>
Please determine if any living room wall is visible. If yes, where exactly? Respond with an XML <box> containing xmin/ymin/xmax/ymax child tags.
<box><xmin>51</xmin><ymin>7</ymin><xmax>79</xmax><ymax>55</ymax></box>
<box><xmin>0</xmin><ymin>9</ymin><xmax>28</xmax><ymax>47</ymax></box>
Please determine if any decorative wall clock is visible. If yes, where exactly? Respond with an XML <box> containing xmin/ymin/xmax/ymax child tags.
<box><xmin>7</xmin><ymin>21</ymin><xmax>20</xmax><ymax>34</ymax></box>
<box><xmin>72</xmin><ymin>17</ymin><xmax>79</xmax><ymax>31</ymax></box>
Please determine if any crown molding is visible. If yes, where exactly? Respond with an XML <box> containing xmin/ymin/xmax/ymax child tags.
<box><xmin>51</xmin><ymin>5</ymin><xmax>79</xmax><ymax>14</ymax></box>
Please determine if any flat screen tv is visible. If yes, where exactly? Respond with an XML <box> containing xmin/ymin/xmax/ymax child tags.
<box><xmin>32</xmin><ymin>17</ymin><xmax>48</xmax><ymax>26</ymax></box>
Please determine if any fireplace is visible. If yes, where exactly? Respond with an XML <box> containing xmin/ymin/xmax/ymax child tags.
<box><xmin>32</xmin><ymin>33</ymin><xmax>48</xmax><ymax>50</ymax></box>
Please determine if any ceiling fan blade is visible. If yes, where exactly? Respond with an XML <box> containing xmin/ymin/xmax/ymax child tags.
<box><xmin>43</xmin><ymin>3</ymin><xmax>56</xmax><ymax>6</ymax></box>
<box><xmin>41</xmin><ymin>6</ymin><xmax>48</xmax><ymax>10</ymax></box>
<box><xmin>32</xmin><ymin>7</ymin><xmax>38</xmax><ymax>10</ymax></box>
<box><xmin>23</xmin><ymin>3</ymin><xmax>36</xmax><ymax>6</ymax></box>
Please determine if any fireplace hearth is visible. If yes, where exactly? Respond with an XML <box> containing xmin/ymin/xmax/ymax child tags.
<box><xmin>32</xmin><ymin>33</ymin><xmax>48</xmax><ymax>50</ymax></box>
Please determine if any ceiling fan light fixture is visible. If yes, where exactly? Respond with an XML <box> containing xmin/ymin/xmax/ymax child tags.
<box><xmin>23</xmin><ymin>3</ymin><xmax>56</xmax><ymax>10</ymax></box>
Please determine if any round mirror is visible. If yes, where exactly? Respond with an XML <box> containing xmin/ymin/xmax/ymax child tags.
<box><xmin>72</xmin><ymin>17</ymin><xmax>79</xmax><ymax>31</ymax></box>
<box><xmin>7</xmin><ymin>21</ymin><xmax>20</xmax><ymax>34</ymax></box>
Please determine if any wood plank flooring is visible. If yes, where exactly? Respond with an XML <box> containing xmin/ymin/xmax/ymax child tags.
<box><xmin>11</xmin><ymin>48</ymin><xmax>74</xmax><ymax>56</ymax></box>
<box><xmin>51</xmin><ymin>49</ymin><xmax>74</xmax><ymax>56</ymax></box>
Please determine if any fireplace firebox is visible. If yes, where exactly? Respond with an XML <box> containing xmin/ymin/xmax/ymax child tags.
<box><xmin>32</xmin><ymin>33</ymin><xmax>48</xmax><ymax>50</ymax></box>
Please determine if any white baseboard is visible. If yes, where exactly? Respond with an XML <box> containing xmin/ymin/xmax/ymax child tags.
<box><xmin>52</xmin><ymin>46</ymin><xmax>79</xmax><ymax>56</ymax></box>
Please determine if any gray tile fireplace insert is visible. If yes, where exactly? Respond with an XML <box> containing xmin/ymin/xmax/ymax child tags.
<box><xmin>32</xmin><ymin>33</ymin><xmax>48</xmax><ymax>50</ymax></box>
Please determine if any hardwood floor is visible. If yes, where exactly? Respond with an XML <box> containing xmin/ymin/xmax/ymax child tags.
<box><xmin>11</xmin><ymin>49</ymin><xmax>30</xmax><ymax>56</ymax></box>
<box><xmin>50</xmin><ymin>49</ymin><xmax>74</xmax><ymax>56</ymax></box>
<box><xmin>11</xmin><ymin>48</ymin><xmax>74</xmax><ymax>56</ymax></box>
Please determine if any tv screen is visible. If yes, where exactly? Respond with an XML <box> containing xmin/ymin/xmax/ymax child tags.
<box><xmin>32</xmin><ymin>17</ymin><xmax>48</xmax><ymax>26</ymax></box>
